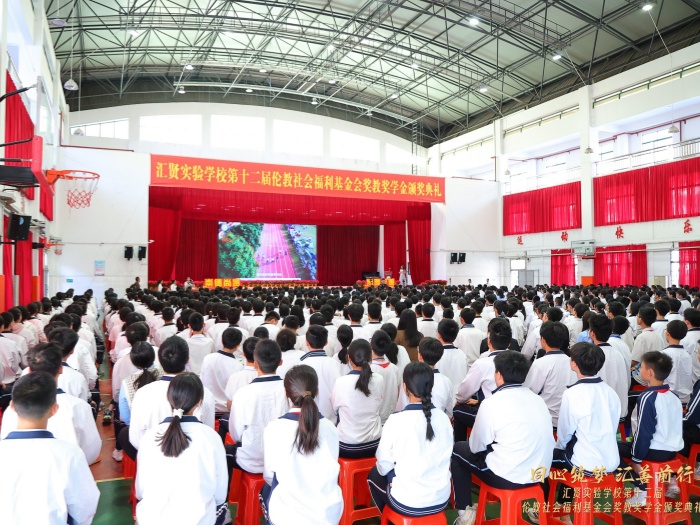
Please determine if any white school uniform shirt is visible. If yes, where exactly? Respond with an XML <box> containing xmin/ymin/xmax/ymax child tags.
<box><xmin>482</xmin><ymin>305</ymin><xmax>495</xmax><ymax>323</ymax></box>
<box><xmin>2</xmin><ymin>332</ymin><xmax>28</xmax><ymax>367</ymax></box>
<box><xmin>230</xmin><ymin>375</ymin><xmax>289</xmax><ymax>473</ymax></box>
<box><xmin>651</xmin><ymin>319</ymin><xmax>670</xmax><ymax>347</ymax></box>
<box><xmin>455</xmin><ymin>349</ymin><xmax>505</xmax><ymax>403</ymax></box>
<box><xmin>509</xmin><ymin>316</ymin><xmax>525</xmax><ymax>347</ymax></box>
<box><xmin>263</xmin><ymin>410</ymin><xmax>343</xmax><ymax>525</ymax></box>
<box><xmin>435</xmin><ymin>344</ymin><xmax>468</xmax><ymax>400</ymax></box>
<box><xmin>681</xmin><ymin>328</ymin><xmax>700</xmax><ymax>383</ymax></box>
<box><xmin>348</xmin><ymin>323</ymin><xmax>371</xmax><ymax>342</ymax></box>
<box><xmin>215</xmin><ymin>324</ymin><xmax>249</xmax><ymax>351</ymax></box>
<box><xmin>620</xmin><ymin>327</ymin><xmax>634</xmax><ymax>353</ymax></box>
<box><xmin>277</xmin><ymin>349</ymin><xmax>304</xmax><ymax>378</ymax></box>
<box><xmin>129</xmin><ymin>376</ymin><xmax>215</xmax><ymax>450</ymax></box>
<box><xmin>666</xmin><ymin>312</ymin><xmax>684</xmax><ymax>323</ymax></box>
<box><xmin>0</xmin><ymin>429</ymin><xmax>100</xmax><ymax>525</ymax></box>
<box><xmin>332</xmin><ymin>354</ymin><xmax>353</xmax><ymax>376</ymax></box>
<box><xmin>631</xmin><ymin>328</ymin><xmax>666</xmax><ymax>363</ymax></box>
<box><xmin>363</xmin><ymin>321</ymin><xmax>384</xmax><ymax>340</ymax></box>
<box><xmin>556</xmin><ymin>377</ymin><xmax>621</xmax><ymax>473</ymax></box>
<box><xmin>185</xmin><ymin>334</ymin><xmax>215</xmax><ymax>375</ymax></box>
<box><xmin>200</xmin><ymin>351</ymin><xmax>244</xmax><ymax>413</ymax></box>
<box><xmin>58</xmin><ymin>362</ymin><xmax>90</xmax><ymax>402</ymax></box>
<box><xmin>596</xmin><ymin>342</ymin><xmax>629</xmax><ymax>418</ymax></box>
<box><xmin>469</xmin><ymin>383</ymin><xmax>554</xmax><ymax>484</ymax></box>
<box><xmin>0</xmin><ymin>389</ymin><xmax>101</xmax><ymax>465</ymax></box>
<box><xmin>147</xmin><ymin>313</ymin><xmax>164</xmax><ymax>340</ymax></box>
<box><xmin>609</xmin><ymin>335</ymin><xmax>632</xmax><ymax>388</ymax></box>
<box><xmin>679</xmin><ymin>300</ymin><xmax>692</xmax><ymax>314</ymax></box>
<box><xmin>111</xmin><ymin>332</ymin><xmax>129</xmax><ymax>361</ymax></box>
<box><xmin>224</xmin><ymin>365</ymin><xmax>258</xmax><ymax>403</ymax></box>
<box><xmin>204</xmin><ymin>316</ymin><xmax>217</xmax><ymax>335</ymax></box>
<box><xmin>77</xmin><ymin>327</ymin><xmax>97</xmax><ymax>360</ymax></box>
<box><xmin>522</xmin><ymin>318</ymin><xmax>543</xmax><ymax>361</ymax></box>
<box><xmin>259</xmin><ymin>322</ymin><xmax>281</xmax><ymax>340</ymax></box>
<box><xmin>454</xmin><ymin>324</ymin><xmax>486</xmax><ymax>368</ymax></box>
<box><xmin>112</xmin><ymin>355</ymin><xmax>139</xmax><ymax>400</ymax></box>
<box><xmin>136</xmin><ymin>417</ymin><xmax>228</xmax><ymax>525</ymax></box>
<box><xmin>154</xmin><ymin>323</ymin><xmax>178</xmax><ymax>347</ymax></box>
<box><xmin>524</xmin><ymin>351</ymin><xmax>577</xmax><ymax>427</ymax></box>
<box><xmin>331</xmin><ymin>370</ymin><xmax>384</xmax><ymax>445</ymax></box>
<box><xmin>371</xmin><ymin>357</ymin><xmax>400</xmax><ymax>424</ymax></box>
<box><xmin>567</xmin><ymin>318</ymin><xmax>583</xmax><ymax>348</ymax></box>
<box><xmin>243</xmin><ymin>313</ymin><xmax>265</xmax><ymax>333</ymax></box>
<box><xmin>299</xmin><ymin>350</ymin><xmax>342</xmax><ymax>423</ymax></box>
<box><xmin>207</xmin><ymin>321</ymin><xmax>230</xmax><ymax>348</ymax></box>
<box><xmin>418</xmin><ymin>318</ymin><xmax>438</xmax><ymax>339</ymax></box>
<box><xmin>376</xmin><ymin>404</ymin><xmax>454</xmax><ymax>510</ymax></box>
<box><xmin>396</xmin><ymin>344</ymin><xmax>410</xmax><ymax>379</ymax></box>
<box><xmin>395</xmin><ymin>369</ymin><xmax>454</xmax><ymax>417</ymax></box>
<box><xmin>630</xmin><ymin>384</ymin><xmax>684</xmax><ymax>462</ymax></box>
<box><xmin>473</xmin><ymin>316</ymin><xmax>489</xmax><ymax>334</ymax></box>
<box><xmin>627</xmin><ymin>315</ymin><xmax>641</xmax><ymax>338</ymax></box>
<box><xmin>662</xmin><ymin>344</ymin><xmax>693</xmax><ymax>404</ymax></box>
<box><xmin>67</xmin><ymin>340</ymin><xmax>97</xmax><ymax>390</ymax></box>
<box><xmin>13</xmin><ymin>324</ymin><xmax>36</xmax><ymax>352</ymax></box>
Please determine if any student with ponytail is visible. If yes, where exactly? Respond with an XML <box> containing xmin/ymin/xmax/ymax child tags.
<box><xmin>332</xmin><ymin>325</ymin><xmax>354</xmax><ymax>375</ymax></box>
<box><xmin>370</xmin><ymin>330</ymin><xmax>401</xmax><ymax>424</ymax></box>
<box><xmin>261</xmin><ymin>365</ymin><xmax>343</xmax><ymax>525</ymax></box>
<box><xmin>368</xmin><ymin>362</ymin><xmax>453</xmax><ymax>518</ymax></box>
<box><xmin>136</xmin><ymin>373</ymin><xmax>230</xmax><ymax>525</ymax></box>
<box><xmin>331</xmin><ymin>339</ymin><xmax>384</xmax><ymax>458</ymax></box>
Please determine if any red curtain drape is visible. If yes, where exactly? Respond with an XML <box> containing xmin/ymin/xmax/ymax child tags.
<box><xmin>4</xmin><ymin>73</ymin><xmax>35</xmax><ymax>200</ymax></box>
<box><xmin>148</xmin><ymin>207</ymin><xmax>182</xmax><ymax>281</ymax></box>
<box><xmin>383</xmin><ymin>222</ymin><xmax>406</xmax><ymax>278</ymax></box>
<box><xmin>40</xmin><ymin>184</ymin><xmax>54</xmax><ymax>221</ymax></box>
<box><xmin>174</xmin><ymin>220</ymin><xmax>218</xmax><ymax>281</ymax></box>
<box><xmin>655</xmin><ymin>157</ymin><xmax>700</xmax><ymax>220</ymax></box>
<box><xmin>680</xmin><ymin>241</ymin><xmax>700</xmax><ymax>288</ymax></box>
<box><xmin>38</xmin><ymin>236</ymin><xmax>45</xmax><ymax>300</ymax></box>
<box><xmin>3</xmin><ymin>216</ymin><xmax>14</xmax><ymax>308</ymax></box>
<box><xmin>593</xmin><ymin>168</ymin><xmax>651</xmax><ymax>226</ymax></box>
<box><xmin>317</xmin><ymin>225</ymin><xmax>379</xmax><ymax>285</ymax></box>
<box><xmin>14</xmin><ymin>232</ymin><xmax>32</xmax><ymax>305</ymax></box>
<box><xmin>503</xmin><ymin>181</ymin><xmax>581</xmax><ymax>235</ymax></box>
<box><xmin>594</xmin><ymin>244</ymin><xmax>647</xmax><ymax>287</ymax></box>
<box><xmin>407</xmin><ymin>204</ymin><xmax>431</xmax><ymax>284</ymax></box>
<box><xmin>551</xmin><ymin>249</ymin><xmax>575</xmax><ymax>285</ymax></box>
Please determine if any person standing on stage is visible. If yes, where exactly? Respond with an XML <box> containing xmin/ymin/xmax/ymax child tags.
<box><xmin>399</xmin><ymin>265</ymin><xmax>407</xmax><ymax>286</ymax></box>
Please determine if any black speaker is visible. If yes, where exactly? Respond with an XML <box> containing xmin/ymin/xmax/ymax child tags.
<box><xmin>458</xmin><ymin>252</ymin><xmax>466</xmax><ymax>263</ymax></box>
<box><xmin>7</xmin><ymin>214</ymin><xmax>31</xmax><ymax>241</ymax></box>
<box><xmin>450</xmin><ymin>252</ymin><xmax>458</xmax><ymax>264</ymax></box>
<box><xmin>138</xmin><ymin>246</ymin><xmax>147</xmax><ymax>260</ymax></box>
<box><xmin>124</xmin><ymin>246</ymin><xmax>134</xmax><ymax>260</ymax></box>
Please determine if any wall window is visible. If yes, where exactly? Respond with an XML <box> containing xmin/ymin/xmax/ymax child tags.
<box><xmin>273</xmin><ymin>119</ymin><xmax>322</xmax><ymax>156</ymax></box>
<box><xmin>599</xmin><ymin>141</ymin><xmax>615</xmax><ymax>160</ymax></box>
<box><xmin>211</xmin><ymin>115</ymin><xmax>265</xmax><ymax>151</ymax></box>
<box><xmin>671</xmin><ymin>249</ymin><xmax>680</xmax><ymax>287</ymax></box>
<box><xmin>140</xmin><ymin>115</ymin><xmax>201</xmax><ymax>145</ymax></box>
<box><xmin>72</xmin><ymin>119</ymin><xmax>129</xmax><ymax>139</ymax></box>
<box><xmin>542</xmin><ymin>154</ymin><xmax>567</xmax><ymax>172</ymax></box>
<box><xmin>641</xmin><ymin>129</ymin><xmax>673</xmax><ymax>150</ymax></box>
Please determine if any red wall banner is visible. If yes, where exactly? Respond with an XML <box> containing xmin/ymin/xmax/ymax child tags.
<box><xmin>150</xmin><ymin>154</ymin><xmax>445</xmax><ymax>203</ymax></box>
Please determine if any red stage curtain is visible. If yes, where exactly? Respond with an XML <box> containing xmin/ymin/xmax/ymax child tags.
<box><xmin>15</xmin><ymin>232</ymin><xmax>32</xmax><ymax>305</ymax></box>
<box><xmin>40</xmin><ymin>184</ymin><xmax>54</xmax><ymax>221</ymax></box>
<box><xmin>38</xmin><ymin>236</ymin><xmax>46</xmax><ymax>299</ymax></box>
<box><xmin>149</xmin><ymin>207</ymin><xmax>182</xmax><ymax>281</ymax></box>
<box><xmin>594</xmin><ymin>168</ymin><xmax>651</xmax><ymax>226</ymax></box>
<box><xmin>4</xmin><ymin>73</ymin><xmax>35</xmax><ymax>200</ymax></box>
<box><xmin>503</xmin><ymin>182</ymin><xmax>581</xmax><ymax>235</ymax></box>
<box><xmin>407</xmin><ymin>204</ymin><xmax>431</xmax><ymax>284</ymax></box>
<box><xmin>680</xmin><ymin>241</ymin><xmax>700</xmax><ymax>288</ymax></box>
<box><xmin>551</xmin><ymin>249</ymin><xmax>575</xmax><ymax>285</ymax></box>
<box><xmin>174</xmin><ymin>220</ymin><xmax>218</xmax><ymax>281</ymax></box>
<box><xmin>3</xmin><ymin>216</ymin><xmax>14</xmax><ymax>308</ymax></box>
<box><xmin>594</xmin><ymin>244</ymin><xmax>647</xmax><ymax>287</ymax></box>
<box><xmin>383</xmin><ymin>222</ymin><xmax>406</xmax><ymax>278</ymax></box>
<box><xmin>655</xmin><ymin>157</ymin><xmax>700</xmax><ymax>220</ymax></box>
<box><xmin>317</xmin><ymin>226</ymin><xmax>379</xmax><ymax>285</ymax></box>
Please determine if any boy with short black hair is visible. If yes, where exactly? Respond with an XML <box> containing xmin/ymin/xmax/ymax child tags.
<box><xmin>662</xmin><ymin>320</ymin><xmax>692</xmax><ymax>404</ymax></box>
<box><xmin>185</xmin><ymin>312</ymin><xmax>215</xmax><ymax>375</ymax></box>
<box><xmin>454</xmin><ymin>308</ymin><xmax>486</xmax><ymax>368</ymax></box>
<box><xmin>224</xmin><ymin>336</ymin><xmax>259</xmax><ymax>408</ymax></box>
<box><xmin>631</xmin><ymin>306</ymin><xmax>665</xmax><ymax>369</ymax></box>
<box><xmin>681</xmin><ymin>308</ymin><xmax>700</xmax><ymax>383</ymax></box>
<box><xmin>301</xmin><ymin>325</ymin><xmax>340</xmax><ymax>422</ymax></box>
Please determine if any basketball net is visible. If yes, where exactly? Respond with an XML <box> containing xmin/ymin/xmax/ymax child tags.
<box><xmin>47</xmin><ymin>170</ymin><xmax>100</xmax><ymax>209</ymax></box>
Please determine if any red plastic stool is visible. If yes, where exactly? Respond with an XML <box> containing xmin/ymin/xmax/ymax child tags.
<box><xmin>228</xmin><ymin>467</ymin><xmax>242</xmax><ymax>505</ymax></box>
<box><xmin>546</xmin><ymin>468</ymin><xmax>624</xmax><ymax>525</ymax></box>
<box><xmin>122</xmin><ymin>453</ymin><xmax>137</xmax><ymax>479</ymax></box>
<box><xmin>233</xmin><ymin>472</ymin><xmax>265</xmax><ymax>525</ymax></box>
<box><xmin>680</xmin><ymin>443</ymin><xmax>700</xmax><ymax>497</ymax></box>
<box><xmin>338</xmin><ymin>457</ymin><xmax>380</xmax><ymax>525</ymax></box>
<box><xmin>380</xmin><ymin>506</ymin><xmax>447</xmax><ymax>524</ymax></box>
<box><xmin>618</xmin><ymin>423</ymin><xmax>626</xmax><ymax>441</ymax></box>
<box><xmin>225</xmin><ymin>433</ymin><xmax>235</xmax><ymax>446</ymax></box>
<box><xmin>214</xmin><ymin>419</ymin><xmax>221</xmax><ymax>433</ymax></box>
<box><xmin>475</xmin><ymin>482</ymin><xmax>547</xmax><ymax>524</ymax></box>
<box><xmin>627</xmin><ymin>457</ymin><xmax>692</xmax><ymax>525</ymax></box>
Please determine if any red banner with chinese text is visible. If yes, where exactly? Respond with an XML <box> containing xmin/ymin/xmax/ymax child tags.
<box><xmin>150</xmin><ymin>154</ymin><xmax>445</xmax><ymax>203</ymax></box>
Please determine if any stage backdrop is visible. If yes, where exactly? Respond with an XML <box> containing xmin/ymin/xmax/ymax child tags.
<box><xmin>149</xmin><ymin>185</ymin><xmax>431</xmax><ymax>286</ymax></box>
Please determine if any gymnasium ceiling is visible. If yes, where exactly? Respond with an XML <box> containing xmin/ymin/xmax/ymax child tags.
<box><xmin>46</xmin><ymin>0</ymin><xmax>700</xmax><ymax>146</ymax></box>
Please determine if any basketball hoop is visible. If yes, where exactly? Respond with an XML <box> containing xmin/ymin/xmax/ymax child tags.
<box><xmin>47</xmin><ymin>169</ymin><xmax>100</xmax><ymax>209</ymax></box>
<box><xmin>44</xmin><ymin>242</ymin><xmax>64</xmax><ymax>255</ymax></box>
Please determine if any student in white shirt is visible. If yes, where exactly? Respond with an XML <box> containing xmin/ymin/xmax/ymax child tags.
<box><xmin>363</xmin><ymin>302</ymin><xmax>384</xmax><ymax>340</ymax></box>
<box><xmin>331</xmin><ymin>339</ymin><xmax>384</xmax><ymax>458</ymax></box>
<box><xmin>259</xmin><ymin>311</ymin><xmax>281</xmax><ymax>341</ymax></box>
<box><xmin>662</xmin><ymin>321</ymin><xmax>693</xmax><ymax>404</ymax></box>
<box><xmin>136</xmin><ymin>373</ymin><xmax>229</xmax><ymax>525</ymax></box>
<box><xmin>46</xmin><ymin>327</ymin><xmax>90</xmax><ymax>402</ymax></box>
<box><xmin>1</xmin><ymin>311</ymin><xmax>28</xmax><ymax>367</ymax></box>
<box><xmin>380</xmin><ymin>322</ymin><xmax>412</xmax><ymax>383</ymax></box>
<box><xmin>153</xmin><ymin>307</ymin><xmax>177</xmax><ymax>347</ymax></box>
<box><xmin>224</xmin><ymin>337</ymin><xmax>259</xmax><ymax>408</ymax></box>
<box><xmin>610</xmin><ymin>316</ymin><xmax>633</xmax><ymax>379</ymax></box>
<box><xmin>370</xmin><ymin>330</ymin><xmax>401</xmax><ymax>424</ymax></box>
<box><xmin>589</xmin><ymin>314</ymin><xmax>629</xmax><ymax>422</ymax></box>
<box><xmin>566</xmin><ymin>303</ymin><xmax>587</xmax><ymax>348</ymax></box>
<box><xmin>185</xmin><ymin>312</ymin><xmax>215</xmax><ymax>375</ymax></box>
<box><xmin>276</xmin><ymin>328</ymin><xmax>304</xmax><ymax>378</ymax></box>
<box><xmin>205</xmin><ymin>304</ymin><xmax>231</xmax><ymax>347</ymax></box>
<box><xmin>332</xmin><ymin>325</ymin><xmax>355</xmax><ymax>376</ymax></box>
<box><xmin>0</xmin><ymin>372</ymin><xmax>100</xmax><ymax>525</ymax></box>
<box><xmin>200</xmin><ymin>327</ymin><xmax>244</xmax><ymax>439</ymax></box>
<box><xmin>435</xmin><ymin>317</ymin><xmax>468</xmax><ymax>395</ymax></box>
<box><xmin>243</xmin><ymin>299</ymin><xmax>266</xmax><ymax>333</ymax></box>
<box><xmin>368</xmin><ymin>362</ymin><xmax>453</xmax><ymax>518</ymax></box>
<box><xmin>418</xmin><ymin>303</ymin><xmax>439</xmax><ymax>339</ymax></box>
<box><xmin>299</xmin><ymin>325</ymin><xmax>341</xmax><ymax>423</ymax></box>
<box><xmin>261</xmin><ymin>365</ymin><xmax>343</xmax><ymax>525</ymax></box>
<box><xmin>522</xmin><ymin>304</ymin><xmax>547</xmax><ymax>361</ymax></box>
<box><xmin>215</xmin><ymin>307</ymin><xmax>249</xmax><ymax>351</ymax></box>
<box><xmin>454</xmin><ymin>308</ymin><xmax>486</xmax><ymax>369</ymax></box>
<box><xmin>682</xmin><ymin>308</ymin><xmax>700</xmax><ymax>383</ymax></box>
<box><xmin>651</xmin><ymin>300</ymin><xmax>671</xmax><ymax>347</ymax></box>
<box><xmin>347</xmin><ymin>303</ymin><xmax>371</xmax><ymax>342</ymax></box>
<box><xmin>631</xmin><ymin>306</ymin><xmax>666</xmax><ymax>377</ymax></box>
<box><xmin>452</xmin><ymin>351</ymin><xmax>554</xmax><ymax>525</ymax></box>
<box><xmin>523</xmin><ymin>321</ymin><xmax>576</xmax><ymax>429</ymax></box>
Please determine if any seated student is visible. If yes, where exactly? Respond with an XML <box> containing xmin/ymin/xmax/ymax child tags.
<box><xmin>136</xmin><ymin>373</ymin><xmax>229</xmax><ymax>525</ymax></box>
<box><xmin>1</xmin><ymin>344</ymin><xmax>102</xmax><ymax>465</ymax></box>
<box><xmin>331</xmin><ymin>339</ymin><xmax>384</xmax><ymax>458</ymax></box>
<box><xmin>364</xmin><ymin>302</ymin><xmax>384</xmax><ymax>339</ymax></box>
<box><xmin>567</xmin><ymin>303</ymin><xmax>588</xmax><ymax>348</ymax></box>
<box><xmin>213</xmin><ymin>307</ymin><xmax>249</xmax><ymax>352</ymax></box>
<box><xmin>1</xmin><ymin>311</ymin><xmax>28</xmax><ymax>367</ymax></box>
<box><xmin>589</xmin><ymin>314</ymin><xmax>629</xmax><ymax>421</ymax></box>
<box><xmin>577</xmin><ymin>311</ymin><xmax>595</xmax><ymax>344</ymax></box>
<box><xmin>682</xmin><ymin>344</ymin><xmax>700</xmax><ymax>476</ymax></box>
<box><xmin>0</xmin><ymin>372</ymin><xmax>100</xmax><ymax>525</ymax></box>
<box><xmin>370</xmin><ymin>330</ymin><xmax>401</xmax><ymax>424</ymax></box>
<box><xmin>607</xmin><ymin>302</ymin><xmax>634</xmax><ymax>352</ymax></box>
<box><xmin>111</xmin><ymin>322</ymin><xmax>151</xmax><ymax>410</ymax></box>
<box><xmin>205</xmin><ymin>304</ymin><xmax>231</xmax><ymax>346</ymax></box>
<box><xmin>261</xmin><ymin>365</ymin><xmax>343</xmax><ymax>525</ymax></box>
<box><xmin>619</xmin><ymin>351</ymin><xmax>684</xmax><ymax>505</ymax></box>
<box><xmin>631</xmin><ymin>306</ymin><xmax>666</xmax><ymax>378</ymax></box>
<box><xmin>46</xmin><ymin>327</ymin><xmax>90</xmax><ymax>402</ymax></box>
<box><xmin>610</xmin><ymin>316</ymin><xmax>633</xmax><ymax>379</ymax></box>
<box><xmin>184</xmin><ymin>312</ymin><xmax>215</xmax><ymax>375</ymax></box>
<box><xmin>113</xmin><ymin>312</ymin><xmax>147</xmax><ymax>360</ymax></box>
<box><xmin>454</xmin><ymin>308</ymin><xmax>486</xmax><ymax>369</ymax></box>
<box><xmin>681</xmin><ymin>308</ymin><xmax>700</xmax><ymax>383</ymax></box>
<box><xmin>434</xmin><ymin>319</ymin><xmax>467</xmax><ymax>399</ymax></box>
<box><xmin>418</xmin><ymin>303</ymin><xmax>439</xmax><ymax>339</ymax></box>
<box><xmin>276</xmin><ymin>328</ymin><xmax>304</xmax><ymax>378</ymax></box>
<box><xmin>260</xmin><ymin>311</ymin><xmax>281</xmax><ymax>340</ymax></box>
<box><xmin>396</xmin><ymin>337</ymin><xmax>454</xmax><ymax>417</ymax></box>
<box><xmin>200</xmin><ymin>327</ymin><xmax>244</xmax><ymax>436</ymax></box>
<box><xmin>452</xmin><ymin>351</ymin><xmax>554</xmax><ymax>525</ymax></box>
<box><xmin>523</xmin><ymin>321</ymin><xmax>576</xmax><ymax>429</ymax></box>
<box><xmin>378</xmin><ymin>323</ymin><xmax>410</xmax><ymax>379</ymax></box>
<box><xmin>299</xmin><ymin>325</ymin><xmax>341</xmax><ymax>423</ymax></box>
<box><xmin>470</xmin><ymin>301</ymin><xmax>489</xmax><ymax>333</ymax></box>
<box><xmin>368</xmin><ymin>362</ymin><xmax>453</xmax><ymax>518</ymax></box>
<box><xmin>345</xmin><ymin>303</ymin><xmax>370</xmax><ymax>342</ymax></box>
<box><xmin>332</xmin><ymin>325</ymin><xmax>354</xmax><ymax>376</ymax></box>
<box><xmin>129</xmin><ymin>337</ymin><xmax>215</xmax><ymax>451</ymax></box>
<box><xmin>652</xmin><ymin>300</ymin><xmax>671</xmax><ymax>345</ymax></box>
<box><xmin>662</xmin><ymin>320</ymin><xmax>692</xmax><ymax>404</ymax></box>
<box><xmin>229</xmin><ymin>339</ymin><xmax>288</xmax><ymax>474</ymax></box>
<box><xmin>395</xmin><ymin>309</ymin><xmax>423</xmax><ymax>362</ymax></box>
<box><xmin>224</xmin><ymin>337</ymin><xmax>259</xmax><ymax>409</ymax></box>
<box><xmin>522</xmin><ymin>303</ymin><xmax>548</xmax><ymax>361</ymax></box>
<box><xmin>453</xmin><ymin>318</ymin><xmax>512</xmax><ymax>441</ymax></box>
<box><xmin>153</xmin><ymin>307</ymin><xmax>177</xmax><ymax>347</ymax></box>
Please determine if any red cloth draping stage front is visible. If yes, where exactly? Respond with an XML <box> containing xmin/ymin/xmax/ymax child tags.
<box><xmin>148</xmin><ymin>186</ymin><xmax>430</xmax><ymax>285</ymax></box>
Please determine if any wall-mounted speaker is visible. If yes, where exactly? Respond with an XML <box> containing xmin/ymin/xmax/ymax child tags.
<box><xmin>138</xmin><ymin>246</ymin><xmax>147</xmax><ymax>260</ymax></box>
<box><xmin>124</xmin><ymin>246</ymin><xmax>134</xmax><ymax>260</ymax></box>
<box><xmin>458</xmin><ymin>252</ymin><xmax>466</xmax><ymax>263</ymax></box>
<box><xmin>450</xmin><ymin>252</ymin><xmax>458</xmax><ymax>264</ymax></box>
<box><xmin>7</xmin><ymin>214</ymin><xmax>31</xmax><ymax>241</ymax></box>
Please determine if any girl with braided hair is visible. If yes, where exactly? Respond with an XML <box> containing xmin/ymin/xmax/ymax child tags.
<box><xmin>367</xmin><ymin>362</ymin><xmax>453</xmax><ymax>518</ymax></box>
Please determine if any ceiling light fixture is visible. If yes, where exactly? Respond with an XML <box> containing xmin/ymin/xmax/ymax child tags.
<box><xmin>642</xmin><ymin>2</ymin><xmax>655</xmax><ymax>11</ymax></box>
<box><xmin>411</xmin><ymin>62</ymin><xmax>419</xmax><ymax>69</ymax></box>
<box><xmin>72</xmin><ymin>127</ymin><xmax>84</xmax><ymax>136</ymax></box>
<box><xmin>469</xmin><ymin>17</ymin><xmax>479</xmax><ymax>25</ymax></box>
<box><xmin>259</xmin><ymin>68</ymin><xmax>267</xmax><ymax>73</ymax></box>
<box><xmin>479</xmin><ymin>86</ymin><xmax>488</xmax><ymax>93</ymax></box>
<box><xmin>184</xmin><ymin>64</ymin><xmax>194</xmax><ymax>71</ymax></box>
<box><xmin>64</xmin><ymin>17</ymin><xmax>79</xmax><ymax>91</ymax></box>
<box><xmin>128</xmin><ymin>29</ymin><xmax>140</xmax><ymax>37</ymax></box>
<box><xmin>51</xmin><ymin>18</ymin><xmax>67</xmax><ymax>27</ymax></box>
<box><xmin>367</xmin><ymin>111</ymin><xmax>373</xmax><ymax>116</ymax></box>
<box><xmin>552</xmin><ymin>53</ymin><xmax>562</xmax><ymax>61</ymax></box>
<box><xmin>311</xmin><ymin>97</ymin><xmax>319</xmax><ymax>105</ymax></box>
<box><xmin>504</xmin><ymin>169</ymin><xmax>511</xmax><ymax>176</ymax></box>
<box><xmin>584</xmin><ymin>147</ymin><xmax>594</xmax><ymax>154</ymax></box>
<box><xmin>391</xmin><ymin>93</ymin><xmax>399</xmax><ymax>99</ymax></box>
<box><xmin>328</xmin><ymin>79</ymin><xmax>336</xmax><ymax>84</ymax></box>
<box><xmin>178</xmin><ymin>87</ymin><xmax>186</xmax><ymax>94</ymax></box>
<box><xmin>668</xmin><ymin>124</ymin><xmax>679</xmax><ymax>134</ymax></box>
<box><xmin>245</xmin><ymin>88</ymin><xmax>253</xmax><ymax>93</ymax></box>
<box><xmin>63</xmin><ymin>78</ymin><xmax>79</xmax><ymax>91</ymax></box>
<box><xmin>327</xmin><ymin>44</ymin><xmax>335</xmax><ymax>51</ymax></box>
